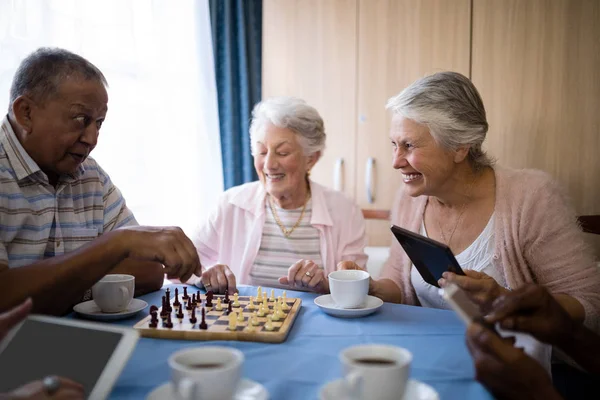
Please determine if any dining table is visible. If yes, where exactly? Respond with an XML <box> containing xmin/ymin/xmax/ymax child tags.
<box><xmin>102</xmin><ymin>284</ymin><xmax>493</xmax><ymax>400</ymax></box>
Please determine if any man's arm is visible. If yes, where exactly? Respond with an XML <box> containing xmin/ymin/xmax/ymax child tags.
<box><xmin>0</xmin><ymin>226</ymin><xmax>201</xmax><ymax>315</ymax></box>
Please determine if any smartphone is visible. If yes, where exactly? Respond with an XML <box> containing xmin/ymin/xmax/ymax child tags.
<box><xmin>442</xmin><ymin>283</ymin><xmax>498</xmax><ymax>334</ymax></box>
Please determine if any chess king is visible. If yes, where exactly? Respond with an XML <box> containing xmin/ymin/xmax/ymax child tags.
<box><xmin>0</xmin><ymin>48</ymin><xmax>202</xmax><ymax>315</ymax></box>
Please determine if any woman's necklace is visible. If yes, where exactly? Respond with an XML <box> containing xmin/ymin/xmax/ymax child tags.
<box><xmin>434</xmin><ymin>178</ymin><xmax>476</xmax><ymax>248</ymax></box>
<box><xmin>269</xmin><ymin>191</ymin><xmax>311</xmax><ymax>238</ymax></box>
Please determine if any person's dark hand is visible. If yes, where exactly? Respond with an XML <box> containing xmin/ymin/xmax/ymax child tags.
<box><xmin>119</xmin><ymin>226</ymin><xmax>202</xmax><ymax>282</ymax></box>
<box><xmin>439</xmin><ymin>270</ymin><xmax>508</xmax><ymax>313</ymax></box>
<box><xmin>484</xmin><ymin>284</ymin><xmax>576</xmax><ymax>346</ymax></box>
<box><xmin>279</xmin><ymin>260</ymin><xmax>328</xmax><ymax>293</ymax></box>
<box><xmin>466</xmin><ymin>323</ymin><xmax>561</xmax><ymax>400</ymax></box>
<box><xmin>200</xmin><ymin>264</ymin><xmax>237</xmax><ymax>294</ymax></box>
<box><xmin>0</xmin><ymin>298</ymin><xmax>32</xmax><ymax>340</ymax></box>
<box><xmin>8</xmin><ymin>377</ymin><xmax>84</xmax><ymax>399</ymax></box>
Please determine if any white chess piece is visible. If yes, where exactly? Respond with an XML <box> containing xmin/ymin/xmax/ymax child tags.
<box><xmin>215</xmin><ymin>298</ymin><xmax>223</xmax><ymax>311</ymax></box>
<box><xmin>228</xmin><ymin>312</ymin><xmax>237</xmax><ymax>331</ymax></box>
<box><xmin>264</xmin><ymin>315</ymin><xmax>274</xmax><ymax>331</ymax></box>
<box><xmin>251</xmin><ymin>312</ymin><xmax>259</xmax><ymax>326</ymax></box>
<box><xmin>237</xmin><ymin>310</ymin><xmax>245</xmax><ymax>322</ymax></box>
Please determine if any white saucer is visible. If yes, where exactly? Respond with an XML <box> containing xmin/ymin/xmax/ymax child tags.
<box><xmin>314</xmin><ymin>295</ymin><xmax>383</xmax><ymax>318</ymax></box>
<box><xmin>320</xmin><ymin>378</ymin><xmax>439</xmax><ymax>400</ymax></box>
<box><xmin>73</xmin><ymin>298</ymin><xmax>148</xmax><ymax>321</ymax></box>
<box><xmin>147</xmin><ymin>378</ymin><xmax>269</xmax><ymax>400</ymax></box>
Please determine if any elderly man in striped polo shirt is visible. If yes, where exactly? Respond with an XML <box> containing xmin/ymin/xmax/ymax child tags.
<box><xmin>0</xmin><ymin>48</ymin><xmax>201</xmax><ymax>315</ymax></box>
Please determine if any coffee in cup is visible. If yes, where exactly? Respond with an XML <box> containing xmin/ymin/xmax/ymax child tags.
<box><xmin>169</xmin><ymin>346</ymin><xmax>244</xmax><ymax>400</ymax></box>
<box><xmin>328</xmin><ymin>270</ymin><xmax>370</xmax><ymax>308</ymax></box>
<box><xmin>91</xmin><ymin>274</ymin><xmax>135</xmax><ymax>313</ymax></box>
<box><xmin>340</xmin><ymin>344</ymin><xmax>412</xmax><ymax>400</ymax></box>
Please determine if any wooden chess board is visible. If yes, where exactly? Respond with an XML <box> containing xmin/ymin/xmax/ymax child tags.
<box><xmin>134</xmin><ymin>291</ymin><xmax>302</xmax><ymax>343</ymax></box>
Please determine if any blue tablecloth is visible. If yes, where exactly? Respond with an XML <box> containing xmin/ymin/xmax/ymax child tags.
<box><xmin>102</xmin><ymin>285</ymin><xmax>492</xmax><ymax>400</ymax></box>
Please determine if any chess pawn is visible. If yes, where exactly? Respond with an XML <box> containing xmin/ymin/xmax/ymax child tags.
<box><xmin>257</xmin><ymin>286</ymin><xmax>263</xmax><ymax>301</ymax></box>
<box><xmin>233</xmin><ymin>293</ymin><xmax>240</xmax><ymax>307</ymax></box>
<box><xmin>270</xmin><ymin>289</ymin><xmax>275</xmax><ymax>302</ymax></box>
<box><xmin>215</xmin><ymin>298</ymin><xmax>223</xmax><ymax>311</ymax></box>
<box><xmin>276</xmin><ymin>303</ymin><xmax>286</xmax><ymax>319</ymax></box>
<box><xmin>247</xmin><ymin>297</ymin><xmax>255</xmax><ymax>310</ymax></box>
<box><xmin>271</xmin><ymin>305</ymin><xmax>280</xmax><ymax>321</ymax></box>
<box><xmin>257</xmin><ymin>306</ymin><xmax>265</xmax><ymax>317</ymax></box>
<box><xmin>251</xmin><ymin>312</ymin><xmax>259</xmax><ymax>326</ymax></box>
<box><xmin>281</xmin><ymin>298</ymin><xmax>290</xmax><ymax>311</ymax></box>
<box><xmin>228</xmin><ymin>312</ymin><xmax>237</xmax><ymax>331</ymax></box>
<box><xmin>237</xmin><ymin>310</ymin><xmax>245</xmax><ymax>323</ymax></box>
<box><xmin>264</xmin><ymin>315</ymin><xmax>274</xmax><ymax>331</ymax></box>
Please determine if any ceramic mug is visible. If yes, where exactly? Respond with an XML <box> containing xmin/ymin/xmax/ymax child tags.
<box><xmin>340</xmin><ymin>344</ymin><xmax>412</xmax><ymax>400</ymax></box>
<box><xmin>92</xmin><ymin>274</ymin><xmax>134</xmax><ymax>313</ymax></box>
<box><xmin>169</xmin><ymin>346</ymin><xmax>244</xmax><ymax>400</ymax></box>
<box><xmin>328</xmin><ymin>270</ymin><xmax>370</xmax><ymax>308</ymax></box>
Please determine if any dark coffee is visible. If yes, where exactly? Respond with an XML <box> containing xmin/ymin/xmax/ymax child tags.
<box><xmin>187</xmin><ymin>363</ymin><xmax>223</xmax><ymax>369</ymax></box>
<box><xmin>354</xmin><ymin>358</ymin><xmax>396</xmax><ymax>366</ymax></box>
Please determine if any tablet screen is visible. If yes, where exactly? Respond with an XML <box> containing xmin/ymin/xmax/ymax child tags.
<box><xmin>0</xmin><ymin>318</ymin><xmax>126</xmax><ymax>396</ymax></box>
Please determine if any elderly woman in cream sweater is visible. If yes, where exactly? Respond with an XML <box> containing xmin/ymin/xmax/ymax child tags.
<box><xmin>352</xmin><ymin>72</ymin><xmax>600</xmax><ymax>336</ymax></box>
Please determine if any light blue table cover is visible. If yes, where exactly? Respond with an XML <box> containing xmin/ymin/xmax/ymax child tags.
<box><xmin>104</xmin><ymin>285</ymin><xmax>492</xmax><ymax>400</ymax></box>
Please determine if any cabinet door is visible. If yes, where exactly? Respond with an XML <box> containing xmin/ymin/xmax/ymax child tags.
<box><xmin>472</xmin><ymin>0</ymin><xmax>600</xmax><ymax>256</ymax></box>
<box><xmin>356</xmin><ymin>0</ymin><xmax>472</xmax><ymax>246</ymax></box>
<box><xmin>262</xmin><ymin>0</ymin><xmax>358</xmax><ymax>200</ymax></box>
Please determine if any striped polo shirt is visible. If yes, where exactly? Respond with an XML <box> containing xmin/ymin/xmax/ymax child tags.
<box><xmin>0</xmin><ymin>116</ymin><xmax>137</xmax><ymax>268</ymax></box>
<box><xmin>250</xmin><ymin>197</ymin><xmax>323</xmax><ymax>289</ymax></box>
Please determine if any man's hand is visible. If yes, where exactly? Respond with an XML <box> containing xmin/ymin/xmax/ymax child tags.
<box><xmin>119</xmin><ymin>226</ymin><xmax>202</xmax><ymax>283</ymax></box>
<box><xmin>279</xmin><ymin>260</ymin><xmax>328</xmax><ymax>293</ymax></box>
<box><xmin>7</xmin><ymin>377</ymin><xmax>84</xmax><ymax>400</ymax></box>
<box><xmin>201</xmin><ymin>264</ymin><xmax>237</xmax><ymax>294</ymax></box>
<box><xmin>484</xmin><ymin>284</ymin><xmax>576</xmax><ymax>346</ymax></box>
<box><xmin>0</xmin><ymin>298</ymin><xmax>32</xmax><ymax>340</ymax></box>
<box><xmin>466</xmin><ymin>323</ymin><xmax>561</xmax><ymax>400</ymax></box>
<box><xmin>439</xmin><ymin>270</ymin><xmax>507</xmax><ymax>314</ymax></box>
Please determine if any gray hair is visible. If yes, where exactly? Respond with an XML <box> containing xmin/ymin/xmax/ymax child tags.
<box><xmin>9</xmin><ymin>47</ymin><xmax>108</xmax><ymax>112</ymax></box>
<box><xmin>249</xmin><ymin>96</ymin><xmax>326</xmax><ymax>156</ymax></box>
<box><xmin>386</xmin><ymin>71</ymin><xmax>494</xmax><ymax>170</ymax></box>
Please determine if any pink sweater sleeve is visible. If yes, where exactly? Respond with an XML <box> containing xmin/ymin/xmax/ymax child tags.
<box><xmin>508</xmin><ymin>172</ymin><xmax>600</xmax><ymax>333</ymax></box>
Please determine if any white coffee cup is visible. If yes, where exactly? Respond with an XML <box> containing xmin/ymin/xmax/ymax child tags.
<box><xmin>328</xmin><ymin>270</ymin><xmax>370</xmax><ymax>308</ymax></box>
<box><xmin>169</xmin><ymin>346</ymin><xmax>244</xmax><ymax>400</ymax></box>
<box><xmin>91</xmin><ymin>274</ymin><xmax>134</xmax><ymax>313</ymax></box>
<box><xmin>340</xmin><ymin>344</ymin><xmax>412</xmax><ymax>400</ymax></box>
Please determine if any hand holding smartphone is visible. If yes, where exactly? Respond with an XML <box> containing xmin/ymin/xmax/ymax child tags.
<box><xmin>442</xmin><ymin>283</ymin><xmax>499</xmax><ymax>335</ymax></box>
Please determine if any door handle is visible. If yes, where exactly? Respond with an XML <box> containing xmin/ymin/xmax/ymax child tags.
<box><xmin>366</xmin><ymin>157</ymin><xmax>375</xmax><ymax>203</ymax></box>
<box><xmin>334</xmin><ymin>158</ymin><xmax>344</xmax><ymax>191</ymax></box>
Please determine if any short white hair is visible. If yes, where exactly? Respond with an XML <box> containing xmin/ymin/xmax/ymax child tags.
<box><xmin>249</xmin><ymin>96</ymin><xmax>326</xmax><ymax>155</ymax></box>
<box><xmin>386</xmin><ymin>71</ymin><xmax>494</xmax><ymax>170</ymax></box>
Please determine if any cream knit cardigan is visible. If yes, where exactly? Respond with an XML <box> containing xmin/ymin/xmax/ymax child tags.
<box><xmin>380</xmin><ymin>166</ymin><xmax>600</xmax><ymax>332</ymax></box>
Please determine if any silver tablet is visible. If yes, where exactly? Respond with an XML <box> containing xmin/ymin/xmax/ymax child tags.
<box><xmin>0</xmin><ymin>314</ymin><xmax>139</xmax><ymax>400</ymax></box>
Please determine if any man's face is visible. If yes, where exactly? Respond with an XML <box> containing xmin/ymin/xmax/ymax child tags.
<box><xmin>19</xmin><ymin>77</ymin><xmax>108</xmax><ymax>183</ymax></box>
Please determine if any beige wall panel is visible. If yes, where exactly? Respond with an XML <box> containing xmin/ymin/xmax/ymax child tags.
<box><xmin>262</xmin><ymin>0</ymin><xmax>358</xmax><ymax>200</ymax></box>
<box><xmin>356</xmin><ymin>0</ymin><xmax>472</xmax><ymax>246</ymax></box>
<box><xmin>472</xmin><ymin>0</ymin><xmax>600</xmax><ymax>218</ymax></box>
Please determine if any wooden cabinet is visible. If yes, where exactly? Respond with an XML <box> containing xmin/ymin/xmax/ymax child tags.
<box><xmin>356</xmin><ymin>0</ymin><xmax>471</xmax><ymax>245</ymax></box>
<box><xmin>263</xmin><ymin>0</ymin><xmax>600</xmax><ymax>251</ymax></box>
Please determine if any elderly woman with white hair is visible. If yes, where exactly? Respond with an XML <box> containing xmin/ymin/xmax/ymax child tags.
<box><xmin>357</xmin><ymin>72</ymin><xmax>600</xmax><ymax>333</ymax></box>
<box><xmin>193</xmin><ymin>97</ymin><xmax>367</xmax><ymax>294</ymax></box>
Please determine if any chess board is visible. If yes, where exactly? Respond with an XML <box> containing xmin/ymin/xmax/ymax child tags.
<box><xmin>133</xmin><ymin>290</ymin><xmax>302</xmax><ymax>343</ymax></box>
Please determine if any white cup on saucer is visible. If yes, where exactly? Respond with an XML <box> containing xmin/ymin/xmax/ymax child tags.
<box><xmin>169</xmin><ymin>346</ymin><xmax>244</xmax><ymax>400</ymax></box>
<box><xmin>340</xmin><ymin>344</ymin><xmax>412</xmax><ymax>400</ymax></box>
<box><xmin>92</xmin><ymin>274</ymin><xmax>134</xmax><ymax>313</ymax></box>
<box><xmin>328</xmin><ymin>270</ymin><xmax>370</xmax><ymax>309</ymax></box>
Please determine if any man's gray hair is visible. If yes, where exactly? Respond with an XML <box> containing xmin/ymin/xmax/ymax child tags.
<box><xmin>249</xmin><ymin>96</ymin><xmax>326</xmax><ymax>156</ymax></box>
<box><xmin>386</xmin><ymin>71</ymin><xmax>494</xmax><ymax>170</ymax></box>
<box><xmin>9</xmin><ymin>47</ymin><xmax>108</xmax><ymax>112</ymax></box>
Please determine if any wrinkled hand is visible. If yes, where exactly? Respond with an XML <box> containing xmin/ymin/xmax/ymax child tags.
<box><xmin>0</xmin><ymin>298</ymin><xmax>32</xmax><ymax>340</ymax></box>
<box><xmin>466</xmin><ymin>323</ymin><xmax>559</xmax><ymax>400</ymax></box>
<box><xmin>439</xmin><ymin>270</ymin><xmax>507</xmax><ymax>314</ymax></box>
<box><xmin>201</xmin><ymin>264</ymin><xmax>237</xmax><ymax>294</ymax></box>
<box><xmin>485</xmin><ymin>284</ymin><xmax>576</xmax><ymax>346</ymax></box>
<box><xmin>120</xmin><ymin>226</ymin><xmax>202</xmax><ymax>283</ymax></box>
<box><xmin>278</xmin><ymin>260</ymin><xmax>328</xmax><ymax>293</ymax></box>
<box><xmin>8</xmin><ymin>377</ymin><xmax>84</xmax><ymax>399</ymax></box>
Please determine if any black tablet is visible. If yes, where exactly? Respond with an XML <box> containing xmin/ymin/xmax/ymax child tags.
<box><xmin>0</xmin><ymin>315</ymin><xmax>139</xmax><ymax>399</ymax></box>
<box><xmin>390</xmin><ymin>224</ymin><xmax>465</xmax><ymax>288</ymax></box>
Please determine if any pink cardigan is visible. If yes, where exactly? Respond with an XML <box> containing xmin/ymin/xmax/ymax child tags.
<box><xmin>380</xmin><ymin>167</ymin><xmax>600</xmax><ymax>332</ymax></box>
<box><xmin>193</xmin><ymin>180</ymin><xmax>368</xmax><ymax>284</ymax></box>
